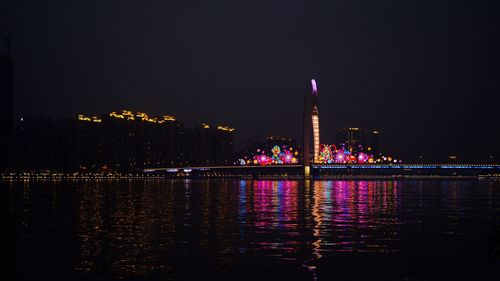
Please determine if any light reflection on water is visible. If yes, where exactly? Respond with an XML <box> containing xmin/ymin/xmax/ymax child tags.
<box><xmin>6</xmin><ymin>179</ymin><xmax>500</xmax><ymax>280</ymax></box>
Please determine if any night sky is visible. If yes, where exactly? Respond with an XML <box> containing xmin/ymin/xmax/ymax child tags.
<box><xmin>2</xmin><ymin>0</ymin><xmax>499</xmax><ymax>161</ymax></box>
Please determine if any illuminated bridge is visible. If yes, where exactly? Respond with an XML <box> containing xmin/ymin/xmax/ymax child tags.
<box><xmin>146</xmin><ymin>78</ymin><xmax>500</xmax><ymax>178</ymax></box>
<box><xmin>144</xmin><ymin>164</ymin><xmax>500</xmax><ymax>178</ymax></box>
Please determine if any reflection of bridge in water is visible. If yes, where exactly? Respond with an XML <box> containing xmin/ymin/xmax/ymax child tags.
<box><xmin>146</xmin><ymin>78</ymin><xmax>500</xmax><ymax>178</ymax></box>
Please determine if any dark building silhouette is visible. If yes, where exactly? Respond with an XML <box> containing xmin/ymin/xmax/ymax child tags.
<box><xmin>336</xmin><ymin>127</ymin><xmax>362</xmax><ymax>150</ymax></box>
<box><xmin>336</xmin><ymin>127</ymin><xmax>380</xmax><ymax>152</ymax></box>
<box><xmin>362</xmin><ymin>129</ymin><xmax>380</xmax><ymax>153</ymax></box>
<box><xmin>101</xmin><ymin>110</ymin><xmax>186</xmax><ymax>171</ymax></box>
<box><xmin>265</xmin><ymin>136</ymin><xmax>297</xmax><ymax>150</ymax></box>
<box><xmin>214</xmin><ymin>125</ymin><xmax>235</xmax><ymax>165</ymax></box>
<box><xmin>53</xmin><ymin>118</ymin><xmax>78</xmax><ymax>170</ymax></box>
<box><xmin>195</xmin><ymin>123</ymin><xmax>235</xmax><ymax>166</ymax></box>
<box><xmin>0</xmin><ymin>54</ymin><xmax>13</xmax><ymax>169</ymax></box>
<box><xmin>197</xmin><ymin>124</ymin><xmax>215</xmax><ymax>165</ymax></box>
<box><xmin>238</xmin><ymin>140</ymin><xmax>266</xmax><ymax>162</ymax></box>
<box><xmin>16</xmin><ymin>117</ymin><xmax>56</xmax><ymax>170</ymax></box>
<box><xmin>13</xmin><ymin>110</ymin><xmax>235</xmax><ymax>171</ymax></box>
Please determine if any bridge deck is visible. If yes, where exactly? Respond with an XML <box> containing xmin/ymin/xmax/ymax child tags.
<box><xmin>145</xmin><ymin>164</ymin><xmax>500</xmax><ymax>173</ymax></box>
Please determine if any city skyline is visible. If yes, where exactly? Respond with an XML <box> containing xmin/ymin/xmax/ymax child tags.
<box><xmin>5</xmin><ymin>88</ymin><xmax>497</xmax><ymax>163</ymax></box>
<box><xmin>2</xmin><ymin>2</ymin><xmax>500</xmax><ymax>281</ymax></box>
<box><xmin>1</xmin><ymin>0</ymin><xmax>499</xmax><ymax>162</ymax></box>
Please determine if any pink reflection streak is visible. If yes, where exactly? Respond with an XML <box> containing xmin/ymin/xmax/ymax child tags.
<box><xmin>251</xmin><ymin>181</ymin><xmax>301</xmax><ymax>253</ymax></box>
<box><xmin>253</xmin><ymin>181</ymin><xmax>299</xmax><ymax>230</ymax></box>
<box><xmin>247</xmin><ymin>180</ymin><xmax>401</xmax><ymax>255</ymax></box>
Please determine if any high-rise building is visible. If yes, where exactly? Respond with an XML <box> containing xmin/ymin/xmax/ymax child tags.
<box><xmin>214</xmin><ymin>125</ymin><xmax>234</xmax><ymax>165</ymax></box>
<box><xmin>103</xmin><ymin>110</ymin><xmax>182</xmax><ymax>171</ymax></box>
<box><xmin>336</xmin><ymin>127</ymin><xmax>380</xmax><ymax>152</ymax></box>
<box><xmin>336</xmin><ymin>127</ymin><xmax>362</xmax><ymax>150</ymax></box>
<box><xmin>362</xmin><ymin>129</ymin><xmax>380</xmax><ymax>153</ymax></box>
<box><xmin>197</xmin><ymin>123</ymin><xmax>216</xmax><ymax>165</ymax></box>
<box><xmin>74</xmin><ymin>116</ymin><xmax>105</xmax><ymax>171</ymax></box>
<box><xmin>195</xmin><ymin>123</ymin><xmax>235</xmax><ymax>166</ymax></box>
<box><xmin>0</xmin><ymin>54</ymin><xmax>13</xmax><ymax>169</ymax></box>
<box><xmin>265</xmin><ymin>136</ymin><xmax>297</xmax><ymax>150</ymax></box>
<box><xmin>13</xmin><ymin>109</ymin><xmax>234</xmax><ymax>171</ymax></box>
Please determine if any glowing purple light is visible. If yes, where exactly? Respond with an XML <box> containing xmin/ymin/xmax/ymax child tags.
<box><xmin>358</xmin><ymin>152</ymin><xmax>368</xmax><ymax>164</ymax></box>
<box><xmin>335</xmin><ymin>153</ymin><xmax>345</xmax><ymax>163</ymax></box>
<box><xmin>311</xmin><ymin>79</ymin><xmax>318</xmax><ymax>96</ymax></box>
<box><xmin>280</xmin><ymin>150</ymin><xmax>294</xmax><ymax>164</ymax></box>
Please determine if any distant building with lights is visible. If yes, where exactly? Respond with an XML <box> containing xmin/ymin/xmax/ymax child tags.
<box><xmin>215</xmin><ymin>125</ymin><xmax>235</xmax><ymax>165</ymax></box>
<box><xmin>363</xmin><ymin>129</ymin><xmax>380</xmax><ymax>153</ymax></box>
<box><xmin>100</xmin><ymin>110</ymin><xmax>186</xmax><ymax>170</ymax></box>
<box><xmin>266</xmin><ymin>136</ymin><xmax>296</xmax><ymax>151</ymax></box>
<box><xmin>336</xmin><ymin>127</ymin><xmax>379</xmax><ymax>152</ymax></box>
<box><xmin>195</xmin><ymin>123</ymin><xmax>234</xmax><ymax>166</ymax></box>
<box><xmin>13</xmin><ymin>110</ymin><xmax>235</xmax><ymax>171</ymax></box>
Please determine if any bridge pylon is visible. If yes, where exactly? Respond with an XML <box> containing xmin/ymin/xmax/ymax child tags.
<box><xmin>303</xmin><ymin>78</ymin><xmax>320</xmax><ymax>177</ymax></box>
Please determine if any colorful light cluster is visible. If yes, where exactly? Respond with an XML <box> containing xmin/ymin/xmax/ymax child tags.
<box><xmin>237</xmin><ymin>145</ymin><xmax>299</xmax><ymax>166</ymax></box>
<box><xmin>319</xmin><ymin>144</ymin><xmax>371</xmax><ymax>164</ymax></box>
<box><xmin>318</xmin><ymin>144</ymin><xmax>400</xmax><ymax>164</ymax></box>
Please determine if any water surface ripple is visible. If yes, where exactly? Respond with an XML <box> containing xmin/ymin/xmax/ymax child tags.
<box><xmin>5</xmin><ymin>179</ymin><xmax>500</xmax><ymax>280</ymax></box>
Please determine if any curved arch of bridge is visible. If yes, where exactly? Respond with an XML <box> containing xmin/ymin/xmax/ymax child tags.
<box><xmin>303</xmin><ymin>78</ymin><xmax>320</xmax><ymax>167</ymax></box>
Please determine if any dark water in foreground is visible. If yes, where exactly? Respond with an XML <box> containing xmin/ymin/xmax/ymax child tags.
<box><xmin>3</xmin><ymin>179</ymin><xmax>500</xmax><ymax>280</ymax></box>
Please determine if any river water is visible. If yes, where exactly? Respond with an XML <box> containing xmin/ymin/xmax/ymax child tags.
<box><xmin>4</xmin><ymin>179</ymin><xmax>500</xmax><ymax>280</ymax></box>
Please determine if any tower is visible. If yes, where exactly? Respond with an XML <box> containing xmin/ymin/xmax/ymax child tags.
<box><xmin>303</xmin><ymin>78</ymin><xmax>320</xmax><ymax>169</ymax></box>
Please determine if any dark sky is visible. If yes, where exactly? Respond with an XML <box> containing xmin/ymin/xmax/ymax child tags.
<box><xmin>2</xmin><ymin>0</ymin><xmax>499</xmax><ymax>161</ymax></box>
